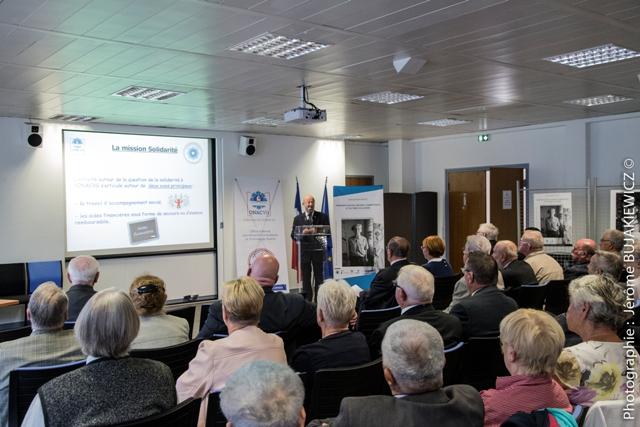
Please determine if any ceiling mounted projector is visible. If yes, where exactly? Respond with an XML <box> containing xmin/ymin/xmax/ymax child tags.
<box><xmin>284</xmin><ymin>84</ymin><xmax>327</xmax><ymax>124</ymax></box>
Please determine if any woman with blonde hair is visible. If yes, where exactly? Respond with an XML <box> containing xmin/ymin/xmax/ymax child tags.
<box><xmin>129</xmin><ymin>274</ymin><xmax>190</xmax><ymax>349</ymax></box>
<box><xmin>176</xmin><ymin>277</ymin><xmax>286</xmax><ymax>427</ymax></box>
<box><xmin>481</xmin><ymin>309</ymin><xmax>571</xmax><ymax>426</ymax></box>
<box><xmin>421</xmin><ymin>235</ymin><xmax>454</xmax><ymax>277</ymax></box>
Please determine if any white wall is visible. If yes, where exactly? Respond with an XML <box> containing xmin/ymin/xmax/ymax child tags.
<box><xmin>0</xmin><ymin>117</ymin><xmax>345</xmax><ymax>298</ymax></box>
<box><xmin>345</xmin><ymin>141</ymin><xmax>388</xmax><ymax>190</ymax></box>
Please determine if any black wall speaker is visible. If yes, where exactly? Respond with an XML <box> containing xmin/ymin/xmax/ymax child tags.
<box><xmin>239</xmin><ymin>136</ymin><xmax>256</xmax><ymax>156</ymax></box>
<box><xmin>26</xmin><ymin>123</ymin><xmax>43</xmax><ymax>148</ymax></box>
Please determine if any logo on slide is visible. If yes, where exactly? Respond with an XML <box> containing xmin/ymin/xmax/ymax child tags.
<box><xmin>184</xmin><ymin>143</ymin><xmax>202</xmax><ymax>163</ymax></box>
<box><xmin>70</xmin><ymin>137</ymin><xmax>84</xmax><ymax>152</ymax></box>
<box><xmin>247</xmin><ymin>191</ymin><xmax>271</xmax><ymax>217</ymax></box>
<box><xmin>169</xmin><ymin>194</ymin><xmax>189</xmax><ymax>209</ymax></box>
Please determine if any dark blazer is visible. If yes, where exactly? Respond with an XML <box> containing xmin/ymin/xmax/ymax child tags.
<box><xmin>291</xmin><ymin>330</ymin><xmax>370</xmax><ymax>373</ymax></box>
<box><xmin>450</xmin><ymin>286</ymin><xmax>518</xmax><ymax>338</ymax></box>
<box><xmin>197</xmin><ymin>288</ymin><xmax>319</xmax><ymax>340</ymax></box>
<box><xmin>422</xmin><ymin>259</ymin><xmax>454</xmax><ymax>278</ymax></box>
<box><xmin>291</xmin><ymin>210</ymin><xmax>330</xmax><ymax>246</ymax></box>
<box><xmin>563</xmin><ymin>262</ymin><xmax>589</xmax><ymax>281</ymax></box>
<box><xmin>369</xmin><ymin>304</ymin><xmax>463</xmax><ymax>356</ymax></box>
<box><xmin>308</xmin><ymin>384</ymin><xmax>484</xmax><ymax>427</ymax></box>
<box><xmin>361</xmin><ymin>259</ymin><xmax>411</xmax><ymax>310</ymax></box>
<box><xmin>502</xmin><ymin>259</ymin><xmax>538</xmax><ymax>289</ymax></box>
<box><xmin>66</xmin><ymin>284</ymin><xmax>97</xmax><ymax>321</ymax></box>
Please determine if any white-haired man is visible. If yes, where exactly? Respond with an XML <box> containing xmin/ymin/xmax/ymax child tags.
<box><xmin>369</xmin><ymin>265</ymin><xmax>462</xmax><ymax>356</ymax></box>
<box><xmin>0</xmin><ymin>283</ymin><xmax>83</xmax><ymax>427</ymax></box>
<box><xmin>308</xmin><ymin>320</ymin><xmax>483</xmax><ymax>427</ymax></box>
<box><xmin>66</xmin><ymin>255</ymin><xmax>100</xmax><ymax>321</ymax></box>
<box><xmin>221</xmin><ymin>361</ymin><xmax>306</xmax><ymax>427</ymax></box>
<box><xmin>477</xmin><ymin>222</ymin><xmax>499</xmax><ymax>253</ymax></box>
<box><xmin>492</xmin><ymin>240</ymin><xmax>537</xmax><ymax>289</ymax></box>
<box><xmin>518</xmin><ymin>229</ymin><xmax>563</xmax><ymax>284</ymax></box>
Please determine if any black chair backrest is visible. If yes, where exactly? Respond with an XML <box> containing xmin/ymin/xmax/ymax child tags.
<box><xmin>130</xmin><ymin>339</ymin><xmax>202</xmax><ymax>382</ymax></box>
<box><xmin>544</xmin><ymin>280</ymin><xmax>571</xmax><ymax>314</ymax></box>
<box><xmin>459</xmin><ymin>336</ymin><xmax>508</xmax><ymax>391</ymax></box>
<box><xmin>443</xmin><ymin>341</ymin><xmax>464</xmax><ymax>386</ymax></box>
<box><xmin>0</xmin><ymin>326</ymin><xmax>31</xmax><ymax>343</ymax></box>
<box><xmin>307</xmin><ymin>358</ymin><xmax>389</xmax><ymax>420</ymax></box>
<box><xmin>111</xmin><ymin>397</ymin><xmax>201</xmax><ymax>427</ymax></box>
<box><xmin>509</xmin><ymin>283</ymin><xmax>547</xmax><ymax>309</ymax></box>
<box><xmin>356</xmin><ymin>306</ymin><xmax>401</xmax><ymax>340</ymax></box>
<box><xmin>432</xmin><ymin>273</ymin><xmax>463</xmax><ymax>310</ymax></box>
<box><xmin>9</xmin><ymin>360</ymin><xmax>85</xmax><ymax>427</ymax></box>
<box><xmin>167</xmin><ymin>306</ymin><xmax>196</xmax><ymax>338</ymax></box>
<box><xmin>199</xmin><ymin>304</ymin><xmax>211</xmax><ymax>333</ymax></box>
<box><xmin>62</xmin><ymin>321</ymin><xmax>75</xmax><ymax>330</ymax></box>
<box><xmin>205</xmin><ymin>392</ymin><xmax>226</xmax><ymax>427</ymax></box>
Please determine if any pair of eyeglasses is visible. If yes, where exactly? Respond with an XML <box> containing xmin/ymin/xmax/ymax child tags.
<box><xmin>392</xmin><ymin>280</ymin><xmax>405</xmax><ymax>292</ymax></box>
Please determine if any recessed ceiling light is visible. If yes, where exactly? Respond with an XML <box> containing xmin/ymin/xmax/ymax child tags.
<box><xmin>563</xmin><ymin>94</ymin><xmax>633</xmax><ymax>107</ymax></box>
<box><xmin>228</xmin><ymin>33</ymin><xmax>329</xmax><ymax>60</ymax></box>
<box><xmin>112</xmin><ymin>86</ymin><xmax>184</xmax><ymax>101</ymax></box>
<box><xmin>418</xmin><ymin>118</ymin><xmax>471</xmax><ymax>127</ymax></box>
<box><xmin>49</xmin><ymin>114</ymin><xmax>100</xmax><ymax>122</ymax></box>
<box><xmin>330</xmin><ymin>134</ymin><xmax>362</xmax><ymax>140</ymax></box>
<box><xmin>355</xmin><ymin>91</ymin><xmax>424</xmax><ymax>105</ymax></box>
<box><xmin>241</xmin><ymin>117</ymin><xmax>285</xmax><ymax>127</ymax></box>
<box><xmin>543</xmin><ymin>43</ymin><xmax>640</xmax><ymax>68</ymax></box>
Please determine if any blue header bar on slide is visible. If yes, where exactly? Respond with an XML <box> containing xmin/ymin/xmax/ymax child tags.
<box><xmin>333</xmin><ymin>185</ymin><xmax>383</xmax><ymax>197</ymax></box>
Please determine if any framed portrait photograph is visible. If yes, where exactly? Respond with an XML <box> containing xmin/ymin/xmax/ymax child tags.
<box><xmin>533</xmin><ymin>192</ymin><xmax>573</xmax><ymax>245</ymax></box>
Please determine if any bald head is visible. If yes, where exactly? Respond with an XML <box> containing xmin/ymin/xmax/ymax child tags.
<box><xmin>492</xmin><ymin>240</ymin><xmax>518</xmax><ymax>268</ymax></box>
<box><xmin>572</xmin><ymin>238</ymin><xmax>596</xmax><ymax>264</ymax></box>
<box><xmin>302</xmin><ymin>194</ymin><xmax>315</xmax><ymax>215</ymax></box>
<box><xmin>248</xmin><ymin>253</ymin><xmax>280</xmax><ymax>287</ymax></box>
<box><xmin>387</xmin><ymin>236</ymin><xmax>410</xmax><ymax>261</ymax></box>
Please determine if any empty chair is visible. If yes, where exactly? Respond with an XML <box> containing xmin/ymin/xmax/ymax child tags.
<box><xmin>459</xmin><ymin>336</ymin><xmax>509</xmax><ymax>391</ymax></box>
<box><xmin>508</xmin><ymin>283</ymin><xmax>547</xmax><ymax>309</ymax></box>
<box><xmin>199</xmin><ymin>304</ymin><xmax>210</xmax><ymax>333</ymax></box>
<box><xmin>111</xmin><ymin>397</ymin><xmax>201</xmax><ymax>427</ymax></box>
<box><xmin>356</xmin><ymin>306</ymin><xmax>401</xmax><ymax>340</ymax></box>
<box><xmin>205</xmin><ymin>392</ymin><xmax>226</xmax><ymax>427</ymax></box>
<box><xmin>129</xmin><ymin>339</ymin><xmax>202</xmax><ymax>382</ymax></box>
<box><xmin>8</xmin><ymin>360</ymin><xmax>85</xmax><ymax>427</ymax></box>
<box><xmin>432</xmin><ymin>273</ymin><xmax>463</xmax><ymax>310</ymax></box>
<box><xmin>544</xmin><ymin>280</ymin><xmax>570</xmax><ymax>314</ymax></box>
<box><xmin>305</xmin><ymin>358</ymin><xmax>389</xmax><ymax>420</ymax></box>
<box><xmin>0</xmin><ymin>326</ymin><xmax>31</xmax><ymax>344</ymax></box>
<box><xmin>442</xmin><ymin>342</ymin><xmax>464</xmax><ymax>386</ymax></box>
<box><xmin>166</xmin><ymin>306</ymin><xmax>196</xmax><ymax>338</ymax></box>
<box><xmin>26</xmin><ymin>261</ymin><xmax>62</xmax><ymax>294</ymax></box>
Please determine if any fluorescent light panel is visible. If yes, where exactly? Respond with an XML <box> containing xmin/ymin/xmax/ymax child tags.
<box><xmin>543</xmin><ymin>43</ymin><xmax>640</xmax><ymax>68</ymax></box>
<box><xmin>418</xmin><ymin>118</ymin><xmax>471</xmax><ymax>127</ymax></box>
<box><xmin>330</xmin><ymin>134</ymin><xmax>362</xmax><ymax>140</ymax></box>
<box><xmin>229</xmin><ymin>33</ymin><xmax>329</xmax><ymax>60</ymax></box>
<box><xmin>563</xmin><ymin>94</ymin><xmax>633</xmax><ymax>107</ymax></box>
<box><xmin>242</xmin><ymin>117</ymin><xmax>285</xmax><ymax>127</ymax></box>
<box><xmin>49</xmin><ymin>114</ymin><xmax>100</xmax><ymax>122</ymax></box>
<box><xmin>112</xmin><ymin>86</ymin><xmax>184</xmax><ymax>101</ymax></box>
<box><xmin>355</xmin><ymin>91</ymin><xmax>423</xmax><ymax>105</ymax></box>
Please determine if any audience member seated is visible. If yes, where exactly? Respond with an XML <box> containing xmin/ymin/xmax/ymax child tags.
<box><xmin>177</xmin><ymin>277</ymin><xmax>287</xmax><ymax>426</ymax></box>
<box><xmin>129</xmin><ymin>275</ymin><xmax>190</xmax><ymax>349</ymax></box>
<box><xmin>554</xmin><ymin>274</ymin><xmax>640</xmax><ymax>405</ymax></box>
<box><xmin>369</xmin><ymin>265</ymin><xmax>462</xmax><ymax>356</ymax></box>
<box><xmin>0</xmin><ymin>283</ymin><xmax>83</xmax><ymax>427</ymax></box>
<box><xmin>492</xmin><ymin>240</ymin><xmax>537</xmax><ymax>289</ymax></box>
<box><xmin>450</xmin><ymin>253</ymin><xmax>518</xmax><ymax>338</ymax></box>
<box><xmin>197</xmin><ymin>253</ymin><xmax>317</xmax><ymax>341</ymax></box>
<box><xmin>308</xmin><ymin>319</ymin><xmax>484</xmax><ymax>427</ymax></box>
<box><xmin>477</xmin><ymin>222</ymin><xmax>499</xmax><ymax>253</ymax></box>
<box><xmin>587</xmin><ymin>250</ymin><xmax>623</xmax><ymax>282</ymax></box>
<box><xmin>65</xmin><ymin>255</ymin><xmax>100</xmax><ymax>321</ymax></box>
<box><xmin>291</xmin><ymin>280</ymin><xmax>369</xmax><ymax>373</ymax></box>
<box><xmin>519</xmin><ymin>229</ymin><xmax>564</xmax><ymax>283</ymax></box>
<box><xmin>623</xmin><ymin>240</ymin><xmax>640</xmax><ymax>342</ymax></box>
<box><xmin>481</xmin><ymin>309</ymin><xmax>571</xmax><ymax>427</ymax></box>
<box><xmin>359</xmin><ymin>236</ymin><xmax>411</xmax><ymax>310</ymax></box>
<box><xmin>444</xmin><ymin>235</ymin><xmax>492</xmax><ymax>313</ymax></box>
<box><xmin>420</xmin><ymin>235</ymin><xmax>453</xmax><ymax>277</ymax></box>
<box><xmin>599</xmin><ymin>228</ymin><xmax>624</xmax><ymax>253</ymax></box>
<box><xmin>564</xmin><ymin>238</ymin><xmax>596</xmax><ymax>281</ymax></box>
<box><xmin>22</xmin><ymin>289</ymin><xmax>176</xmax><ymax>426</ymax></box>
<box><xmin>221</xmin><ymin>360</ymin><xmax>305</xmax><ymax>427</ymax></box>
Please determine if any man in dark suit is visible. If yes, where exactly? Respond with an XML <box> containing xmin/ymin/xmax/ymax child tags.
<box><xmin>369</xmin><ymin>265</ymin><xmax>462</xmax><ymax>355</ymax></box>
<box><xmin>450</xmin><ymin>252</ymin><xmax>518</xmax><ymax>338</ymax></box>
<box><xmin>66</xmin><ymin>255</ymin><xmax>100</xmax><ymax>321</ymax></box>
<box><xmin>492</xmin><ymin>240</ymin><xmax>537</xmax><ymax>289</ymax></box>
<box><xmin>197</xmin><ymin>253</ymin><xmax>318</xmax><ymax>342</ymax></box>
<box><xmin>291</xmin><ymin>194</ymin><xmax>330</xmax><ymax>301</ymax></box>
<box><xmin>308</xmin><ymin>319</ymin><xmax>484</xmax><ymax>427</ymax></box>
<box><xmin>564</xmin><ymin>238</ymin><xmax>596</xmax><ymax>281</ymax></box>
<box><xmin>359</xmin><ymin>236</ymin><xmax>411</xmax><ymax>310</ymax></box>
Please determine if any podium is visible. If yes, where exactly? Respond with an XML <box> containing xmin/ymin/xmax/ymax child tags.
<box><xmin>293</xmin><ymin>225</ymin><xmax>331</xmax><ymax>298</ymax></box>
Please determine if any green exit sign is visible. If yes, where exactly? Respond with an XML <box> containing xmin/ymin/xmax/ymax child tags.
<box><xmin>477</xmin><ymin>134</ymin><xmax>490</xmax><ymax>143</ymax></box>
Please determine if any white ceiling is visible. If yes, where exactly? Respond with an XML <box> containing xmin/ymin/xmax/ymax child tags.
<box><xmin>1</xmin><ymin>0</ymin><xmax>639</xmax><ymax>141</ymax></box>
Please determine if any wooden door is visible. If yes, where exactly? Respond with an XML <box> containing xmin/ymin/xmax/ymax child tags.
<box><xmin>489</xmin><ymin>168</ymin><xmax>525</xmax><ymax>244</ymax></box>
<box><xmin>447</xmin><ymin>170</ymin><xmax>487</xmax><ymax>272</ymax></box>
<box><xmin>346</xmin><ymin>176</ymin><xmax>374</xmax><ymax>186</ymax></box>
